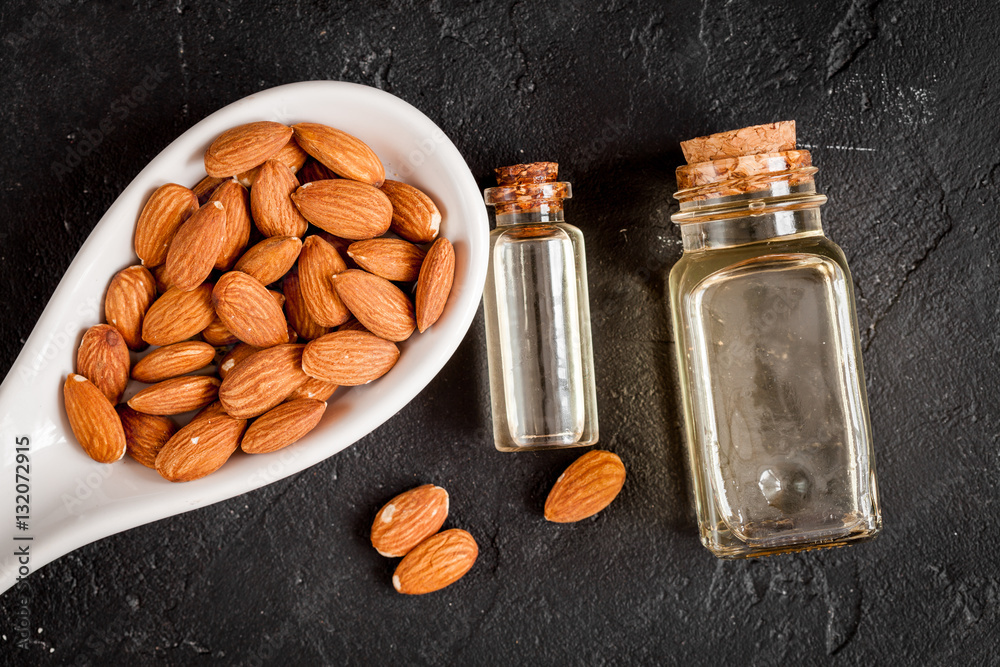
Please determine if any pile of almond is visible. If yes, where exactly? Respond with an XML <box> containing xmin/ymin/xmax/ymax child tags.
<box><xmin>63</xmin><ymin>120</ymin><xmax>456</xmax><ymax>482</ymax></box>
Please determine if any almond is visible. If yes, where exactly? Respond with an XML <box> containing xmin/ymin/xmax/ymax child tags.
<box><xmin>63</xmin><ymin>374</ymin><xmax>127</xmax><ymax>464</ymax></box>
<box><xmin>200</xmin><ymin>316</ymin><xmax>239</xmax><ymax>346</ymax></box>
<box><xmin>134</xmin><ymin>183</ymin><xmax>199</xmax><ymax>267</ymax></box>
<box><xmin>544</xmin><ymin>450</ymin><xmax>626</xmax><ymax>523</ymax></box>
<box><xmin>240</xmin><ymin>398</ymin><xmax>327</xmax><ymax>454</ymax></box>
<box><xmin>286</xmin><ymin>376</ymin><xmax>339</xmax><ymax>402</ymax></box>
<box><xmin>236</xmin><ymin>137</ymin><xmax>308</xmax><ymax>187</ymax></box>
<box><xmin>192</xmin><ymin>174</ymin><xmax>226</xmax><ymax>205</ymax></box>
<box><xmin>204</xmin><ymin>121</ymin><xmax>294</xmax><ymax>178</ymax></box>
<box><xmin>415</xmin><ymin>238</ymin><xmax>455</xmax><ymax>333</ymax></box>
<box><xmin>332</xmin><ymin>269</ymin><xmax>415</xmax><ymax>342</ymax></box>
<box><xmin>162</xmin><ymin>200</ymin><xmax>227</xmax><ymax>291</ymax></box>
<box><xmin>337</xmin><ymin>318</ymin><xmax>368</xmax><ymax>333</ymax></box>
<box><xmin>117</xmin><ymin>406</ymin><xmax>177</xmax><ymax>469</ymax></box>
<box><xmin>251</xmin><ymin>159</ymin><xmax>309</xmax><ymax>237</ymax></box>
<box><xmin>218</xmin><ymin>343</ymin><xmax>259</xmax><ymax>380</ymax></box>
<box><xmin>348</xmin><ymin>238</ymin><xmax>426</xmax><ymax>282</ymax></box>
<box><xmin>380</xmin><ymin>180</ymin><xmax>441</xmax><ymax>244</ymax></box>
<box><xmin>218</xmin><ymin>344</ymin><xmax>309</xmax><ymax>418</ymax></box>
<box><xmin>392</xmin><ymin>529</ymin><xmax>478</xmax><ymax>595</ymax></box>
<box><xmin>105</xmin><ymin>265</ymin><xmax>157</xmax><ymax>351</ymax></box>
<box><xmin>297</xmin><ymin>235</ymin><xmax>349</xmax><ymax>327</ymax></box>
<box><xmin>212</xmin><ymin>271</ymin><xmax>288</xmax><ymax>348</ymax></box>
<box><xmin>291</xmin><ymin>122</ymin><xmax>384</xmax><ymax>186</ymax></box>
<box><xmin>283</xmin><ymin>272</ymin><xmax>331</xmax><ymax>341</ymax></box>
<box><xmin>291</xmin><ymin>180</ymin><xmax>391</xmax><ymax>240</ymax></box>
<box><xmin>209</xmin><ymin>179</ymin><xmax>252</xmax><ymax>270</ymax></box>
<box><xmin>127</xmin><ymin>375</ymin><xmax>221</xmax><ymax>415</ymax></box>
<box><xmin>301</xmin><ymin>330</ymin><xmax>399</xmax><ymax>386</ymax></box>
<box><xmin>233</xmin><ymin>235</ymin><xmax>302</xmax><ymax>286</ymax></box>
<box><xmin>297</xmin><ymin>159</ymin><xmax>338</xmax><ymax>184</ymax></box>
<box><xmin>142</xmin><ymin>284</ymin><xmax>216</xmax><ymax>346</ymax></box>
<box><xmin>131</xmin><ymin>341</ymin><xmax>216</xmax><ymax>383</ymax></box>
<box><xmin>155</xmin><ymin>402</ymin><xmax>247</xmax><ymax>482</ymax></box>
<box><xmin>76</xmin><ymin>324</ymin><xmax>130</xmax><ymax>404</ymax></box>
<box><xmin>150</xmin><ymin>265</ymin><xmax>172</xmax><ymax>294</ymax></box>
<box><xmin>371</xmin><ymin>485</ymin><xmax>450</xmax><ymax>558</ymax></box>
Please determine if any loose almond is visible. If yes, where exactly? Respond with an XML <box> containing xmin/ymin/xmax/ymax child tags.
<box><xmin>117</xmin><ymin>406</ymin><xmax>177</xmax><ymax>469</ymax></box>
<box><xmin>233</xmin><ymin>235</ymin><xmax>302</xmax><ymax>286</ymax></box>
<box><xmin>127</xmin><ymin>375</ymin><xmax>221</xmax><ymax>415</ymax></box>
<box><xmin>163</xmin><ymin>200</ymin><xmax>227</xmax><ymax>291</ymax></box>
<box><xmin>131</xmin><ymin>341</ymin><xmax>216</xmax><ymax>383</ymax></box>
<box><xmin>134</xmin><ymin>183</ymin><xmax>199</xmax><ymax>267</ymax></box>
<box><xmin>348</xmin><ymin>238</ymin><xmax>425</xmax><ymax>282</ymax></box>
<box><xmin>212</xmin><ymin>271</ymin><xmax>288</xmax><ymax>348</ymax></box>
<box><xmin>218</xmin><ymin>344</ymin><xmax>309</xmax><ymax>418</ymax></box>
<box><xmin>301</xmin><ymin>330</ymin><xmax>399</xmax><ymax>386</ymax></box>
<box><xmin>141</xmin><ymin>284</ymin><xmax>216</xmax><ymax>346</ymax></box>
<box><xmin>236</xmin><ymin>137</ymin><xmax>308</xmax><ymax>187</ymax></box>
<box><xmin>297</xmin><ymin>235</ymin><xmax>350</xmax><ymax>327</ymax></box>
<box><xmin>286</xmin><ymin>376</ymin><xmax>339</xmax><ymax>402</ymax></box>
<box><xmin>380</xmin><ymin>180</ymin><xmax>441</xmax><ymax>244</ymax></box>
<box><xmin>76</xmin><ymin>324</ymin><xmax>130</xmax><ymax>404</ymax></box>
<box><xmin>415</xmin><ymin>238</ymin><xmax>455</xmax><ymax>333</ymax></box>
<box><xmin>209</xmin><ymin>179</ymin><xmax>252</xmax><ymax>270</ymax></box>
<box><xmin>105</xmin><ymin>265</ymin><xmax>157</xmax><ymax>351</ymax></box>
<box><xmin>155</xmin><ymin>402</ymin><xmax>247</xmax><ymax>482</ymax></box>
<box><xmin>63</xmin><ymin>374</ymin><xmax>126</xmax><ymax>464</ymax></box>
<box><xmin>291</xmin><ymin>180</ymin><xmax>391</xmax><ymax>240</ymax></box>
<box><xmin>371</xmin><ymin>485</ymin><xmax>449</xmax><ymax>558</ymax></box>
<box><xmin>204</xmin><ymin>121</ymin><xmax>294</xmax><ymax>178</ymax></box>
<box><xmin>332</xmin><ymin>269</ymin><xmax>416</xmax><ymax>342</ymax></box>
<box><xmin>291</xmin><ymin>122</ymin><xmax>385</xmax><ymax>186</ymax></box>
<box><xmin>392</xmin><ymin>529</ymin><xmax>478</xmax><ymax>595</ymax></box>
<box><xmin>240</xmin><ymin>398</ymin><xmax>327</xmax><ymax>454</ymax></box>
<box><xmin>544</xmin><ymin>450</ymin><xmax>626</xmax><ymax>523</ymax></box>
<box><xmin>283</xmin><ymin>272</ymin><xmax>331</xmax><ymax>341</ymax></box>
<box><xmin>251</xmin><ymin>159</ymin><xmax>309</xmax><ymax>237</ymax></box>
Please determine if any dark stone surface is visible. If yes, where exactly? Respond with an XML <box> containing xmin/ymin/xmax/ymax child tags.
<box><xmin>0</xmin><ymin>0</ymin><xmax>997</xmax><ymax>664</ymax></box>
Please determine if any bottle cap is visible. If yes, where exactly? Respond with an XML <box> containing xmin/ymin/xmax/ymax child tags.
<box><xmin>484</xmin><ymin>161</ymin><xmax>571</xmax><ymax>215</ymax></box>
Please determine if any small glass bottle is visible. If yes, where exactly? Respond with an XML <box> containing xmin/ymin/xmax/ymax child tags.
<box><xmin>482</xmin><ymin>162</ymin><xmax>598</xmax><ymax>452</ymax></box>
<box><xmin>668</xmin><ymin>122</ymin><xmax>881</xmax><ymax>558</ymax></box>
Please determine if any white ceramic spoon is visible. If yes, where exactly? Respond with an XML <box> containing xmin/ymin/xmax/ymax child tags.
<box><xmin>0</xmin><ymin>81</ymin><xmax>489</xmax><ymax>594</ymax></box>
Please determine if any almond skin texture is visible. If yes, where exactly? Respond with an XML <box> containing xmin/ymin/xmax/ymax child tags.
<box><xmin>291</xmin><ymin>180</ymin><xmax>392</xmax><ymax>240</ymax></box>
<box><xmin>127</xmin><ymin>375</ymin><xmax>221</xmax><ymax>416</ymax></box>
<box><xmin>163</xmin><ymin>200</ymin><xmax>228</xmax><ymax>291</ymax></box>
<box><xmin>236</xmin><ymin>137</ymin><xmax>308</xmax><ymax>187</ymax></box>
<box><xmin>131</xmin><ymin>341</ymin><xmax>216</xmax><ymax>383</ymax></box>
<box><xmin>415</xmin><ymin>238</ymin><xmax>456</xmax><ymax>333</ymax></box>
<box><xmin>212</xmin><ymin>271</ymin><xmax>288</xmax><ymax>348</ymax></box>
<box><xmin>283</xmin><ymin>272</ymin><xmax>331</xmax><ymax>340</ymax></box>
<box><xmin>155</xmin><ymin>402</ymin><xmax>247</xmax><ymax>482</ymax></box>
<box><xmin>64</xmin><ymin>374</ymin><xmax>127</xmax><ymax>464</ymax></box>
<box><xmin>134</xmin><ymin>183</ymin><xmax>199</xmax><ymax>266</ymax></box>
<box><xmin>286</xmin><ymin>376</ymin><xmax>339</xmax><ymax>402</ymax></box>
<box><xmin>76</xmin><ymin>324</ymin><xmax>130</xmax><ymax>404</ymax></box>
<box><xmin>348</xmin><ymin>238</ymin><xmax>426</xmax><ymax>282</ymax></box>
<box><xmin>371</xmin><ymin>485</ymin><xmax>450</xmax><ymax>558</ymax></box>
<box><xmin>105</xmin><ymin>265</ymin><xmax>157</xmax><ymax>351</ymax></box>
<box><xmin>233</xmin><ymin>235</ymin><xmax>302</xmax><ymax>286</ymax></box>
<box><xmin>200</xmin><ymin>316</ymin><xmax>239</xmax><ymax>346</ymax></box>
<box><xmin>301</xmin><ymin>330</ymin><xmax>399</xmax><ymax>386</ymax></box>
<box><xmin>380</xmin><ymin>180</ymin><xmax>441</xmax><ymax>244</ymax></box>
<box><xmin>142</xmin><ymin>284</ymin><xmax>216</xmax><ymax>346</ymax></box>
<box><xmin>117</xmin><ymin>406</ymin><xmax>177</xmax><ymax>469</ymax></box>
<box><xmin>251</xmin><ymin>159</ymin><xmax>309</xmax><ymax>237</ymax></box>
<box><xmin>332</xmin><ymin>269</ymin><xmax>416</xmax><ymax>342</ymax></box>
<box><xmin>240</xmin><ymin>398</ymin><xmax>327</xmax><ymax>454</ymax></box>
<box><xmin>297</xmin><ymin>159</ymin><xmax>338</xmax><ymax>184</ymax></box>
<box><xmin>297</xmin><ymin>235</ymin><xmax>350</xmax><ymax>327</ymax></box>
<box><xmin>209</xmin><ymin>179</ymin><xmax>252</xmax><ymax>270</ymax></box>
<box><xmin>192</xmin><ymin>174</ymin><xmax>226</xmax><ymax>204</ymax></box>
<box><xmin>204</xmin><ymin>121</ymin><xmax>294</xmax><ymax>178</ymax></box>
<box><xmin>544</xmin><ymin>450</ymin><xmax>626</xmax><ymax>523</ymax></box>
<box><xmin>291</xmin><ymin>122</ymin><xmax>385</xmax><ymax>186</ymax></box>
<box><xmin>392</xmin><ymin>529</ymin><xmax>478</xmax><ymax>595</ymax></box>
<box><xmin>218</xmin><ymin>343</ymin><xmax>259</xmax><ymax>380</ymax></box>
<box><xmin>219</xmin><ymin>344</ymin><xmax>309</xmax><ymax>418</ymax></box>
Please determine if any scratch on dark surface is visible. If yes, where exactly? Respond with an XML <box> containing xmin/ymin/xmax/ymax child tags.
<box><xmin>820</xmin><ymin>562</ymin><xmax>863</xmax><ymax>655</ymax></box>
<box><xmin>826</xmin><ymin>0</ymin><xmax>881</xmax><ymax>79</ymax></box>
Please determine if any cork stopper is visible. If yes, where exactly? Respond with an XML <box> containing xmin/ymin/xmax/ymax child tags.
<box><xmin>484</xmin><ymin>161</ymin><xmax>571</xmax><ymax>216</ymax></box>
<box><xmin>675</xmin><ymin>121</ymin><xmax>815</xmax><ymax>200</ymax></box>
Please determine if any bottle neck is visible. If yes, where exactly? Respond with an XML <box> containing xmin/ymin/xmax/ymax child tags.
<box><xmin>494</xmin><ymin>205</ymin><xmax>566</xmax><ymax>227</ymax></box>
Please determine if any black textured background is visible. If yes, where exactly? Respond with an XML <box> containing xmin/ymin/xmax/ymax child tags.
<box><xmin>1</xmin><ymin>1</ymin><xmax>998</xmax><ymax>665</ymax></box>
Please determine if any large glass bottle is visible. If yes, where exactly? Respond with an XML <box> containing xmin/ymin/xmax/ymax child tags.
<box><xmin>483</xmin><ymin>162</ymin><xmax>598</xmax><ymax>452</ymax></box>
<box><xmin>668</xmin><ymin>122</ymin><xmax>881</xmax><ymax>558</ymax></box>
